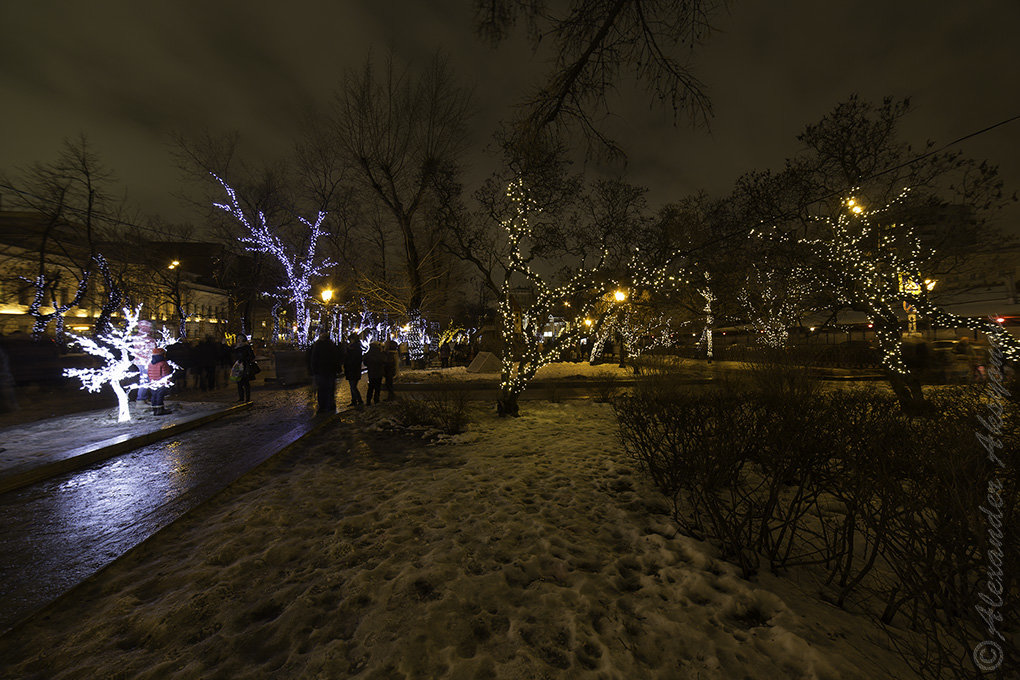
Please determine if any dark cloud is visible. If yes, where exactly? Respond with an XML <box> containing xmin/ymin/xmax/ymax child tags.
<box><xmin>1</xmin><ymin>0</ymin><xmax>1017</xmax><ymax>228</ymax></box>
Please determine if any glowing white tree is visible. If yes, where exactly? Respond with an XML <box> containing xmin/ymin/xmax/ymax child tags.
<box><xmin>213</xmin><ymin>175</ymin><xmax>336</xmax><ymax>347</ymax></box>
<box><xmin>63</xmin><ymin>306</ymin><xmax>177</xmax><ymax>423</ymax></box>
<box><xmin>586</xmin><ymin>295</ymin><xmax>674</xmax><ymax>365</ymax></box>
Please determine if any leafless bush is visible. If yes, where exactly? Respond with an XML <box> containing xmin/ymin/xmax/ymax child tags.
<box><xmin>742</xmin><ymin>345</ymin><xmax>820</xmax><ymax>401</ymax></box>
<box><xmin>395</xmin><ymin>377</ymin><xmax>471</xmax><ymax>435</ymax></box>
<box><xmin>615</xmin><ymin>369</ymin><xmax>1019</xmax><ymax>679</ymax></box>
<box><xmin>589</xmin><ymin>369</ymin><xmax>621</xmax><ymax>403</ymax></box>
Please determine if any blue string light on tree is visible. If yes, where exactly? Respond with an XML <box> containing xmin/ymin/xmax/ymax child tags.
<box><xmin>212</xmin><ymin>174</ymin><xmax>336</xmax><ymax>348</ymax></box>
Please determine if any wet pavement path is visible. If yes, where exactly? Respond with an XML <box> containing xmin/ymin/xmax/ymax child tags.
<box><xmin>0</xmin><ymin>387</ymin><xmax>321</xmax><ymax>634</ymax></box>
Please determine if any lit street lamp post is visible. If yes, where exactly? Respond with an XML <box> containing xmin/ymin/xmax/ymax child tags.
<box><xmin>614</xmin><ymin>289</ymin><xmax>628</xmax><ymax>368</ymax></box>
<box><xmin>320</xmin><ymin>288</ymin><xmax>335</xmax><ymax>341</ymax></box>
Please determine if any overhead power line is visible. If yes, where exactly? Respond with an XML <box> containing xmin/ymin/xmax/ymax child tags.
<box><xmin>681</xmin><ymin>111</ymin><xmax>1020</xmax><ymax>259</ymax></box>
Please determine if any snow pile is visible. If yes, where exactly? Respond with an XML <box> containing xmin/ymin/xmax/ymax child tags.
<box><xmin>0</xmin><ymin>401</ymin><xmax>915</xmax><ymax>679</ymax></box>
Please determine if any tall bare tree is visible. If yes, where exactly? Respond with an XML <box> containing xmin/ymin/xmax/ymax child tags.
<box><xmin>473</xmin><ymin>0</ymin><xmax>720</xmax><ymax>153</ymax></box>
<box><xmin>0</xmin><ymin>134</ymin><xmax>120</xmax><ymax>339</ymax></box>
<box><xmin>329</xmin><ymin>51</ymin><xmax>473</xmax><ymax>321</ymax></box>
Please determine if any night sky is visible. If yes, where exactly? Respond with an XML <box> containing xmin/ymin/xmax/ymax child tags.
<box><xmin>2</xmin><ymin>0</ymin><xmax>1019</xmax><ymax>227</ymax></box>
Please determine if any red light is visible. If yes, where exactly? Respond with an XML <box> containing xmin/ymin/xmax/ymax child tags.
<box><xmin>996</xmin><ymin>317</ymin><xmax>1005</xmax><ymax>324</ymax></box>
<box><xmin>867</xmin><ymin>323</ymin><xmax>873</xmax><ymax>328</ymax></box>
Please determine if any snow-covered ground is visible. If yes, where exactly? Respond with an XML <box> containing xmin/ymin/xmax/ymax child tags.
<box><xmin>397</xmin><ymin>360</ymin><xmax>677</xmax><ymax>383</ymax></box>
<box><xmin>0</xmin><ymin>400</ymin><xmax>916</xmax><ymax>679</ymax></box>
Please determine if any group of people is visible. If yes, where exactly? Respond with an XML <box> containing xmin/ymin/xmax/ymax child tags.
<box><xmin>127</xmin><ymin>321</ymin><xmax>407</xmax><ymax>416</ymax></box>
<box><xmin>308</xmin><ymin>330</ymin><xmax>398</xmax><ymax>414</ymax></box>
<box><xmin>131</xmin><ymin>321</ymin><xmax>260</xmax><ymax>414</ymax></box>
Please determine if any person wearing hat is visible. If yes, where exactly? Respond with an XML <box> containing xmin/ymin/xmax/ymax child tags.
<box><xmin>232</xmin><ymin>338</ymin><xmax>257</xmax><ymax>403</ymax></box>
<box><xmin>147</xmin><ymin>347</ymin><xmax>174</xmax><ymax>416</ymax></box>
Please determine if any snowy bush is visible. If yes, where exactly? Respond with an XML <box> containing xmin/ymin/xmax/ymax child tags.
<box><xmin>588</xmin><ymin>370</ymin><xmax>622</xmax><ymax>403</ymax></box>
<box><xmin>614</xmin><ymin>375</ymin><xmax>1019</xmax><ymax>679</ymax></box>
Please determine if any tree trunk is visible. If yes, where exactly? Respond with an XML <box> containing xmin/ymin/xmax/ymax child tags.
<box><xmin>400</xmin><ymin>216</ymin><xmax>425</xmax><ymax>316</ymax></box>
<box><xmin>497</xmin><ymin>387</ymin><xmax>520</xmax><ymax>417</ymax></box>
<box><xmin>887</xmin><ymin>371</ymin><xmax>926</xmax><ymax>413</ymax></box>
<box><xmin>111</xmin><ymin>379</ymin><xmax>131</xmax><ymax>422</ymax></box>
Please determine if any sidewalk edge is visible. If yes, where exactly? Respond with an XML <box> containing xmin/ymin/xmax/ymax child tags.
<box><xmin>0</xmin><ymin>402</ymin><xmax>253</xmax><ymax>495</ymax></box>
<box><xmin>0</xmin><ymin>410</ymin><xmax>340</xmax><ymax>639</ymax></box>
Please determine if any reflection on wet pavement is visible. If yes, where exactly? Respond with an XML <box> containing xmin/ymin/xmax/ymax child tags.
<box><xmin>0</xmin><ymin>388</ymin><xmax>318</xmax><ymax>633</ymax></box>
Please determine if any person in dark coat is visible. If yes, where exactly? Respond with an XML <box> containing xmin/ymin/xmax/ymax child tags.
<box><xmin>196</xmin><ymin>336</ymin><xmax>219</xmax><ymax>391</ymax></box>
<box><xmin>363</xmin><ymin>342</ymin><xmax>386</xmax><ymax>405</ymax></box>
<box><xmin>383</xmin><ymin>339</ymin><xmax>398</xmax><ymax>400</ymax></box>
<box><xmin>343</xmin><ymin>333</ymin><xmax>364</xmax><ymax>408</ymax></box>
<box><xmin>308</xmin><ymin>329</ymin><xmax>343</xmax><ymax>414</ymax></box>
<box><xmin>232</xmin><ymin>338</ymin><xmax>257</xmax><ymax>403</ymax></box>
<box><xmin>164</xmin><ymin>340</ymin><xmax>191</xmax><ymax>393</ymax></box>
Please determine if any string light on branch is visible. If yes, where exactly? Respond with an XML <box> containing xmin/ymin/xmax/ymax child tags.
<box><xmin>212</xmin><ymin>174</ymin><xmax>336</xmax><ymax>348</ymax></box>
<box><xmin>754</xmin><ymin>187</ymin><xmax>1020</xmax><ymax>372</ymax></box>
<box><xmin>63</xmin><ymin>305</ymin><xmax>179</xmax><ymax>423</ymax></box>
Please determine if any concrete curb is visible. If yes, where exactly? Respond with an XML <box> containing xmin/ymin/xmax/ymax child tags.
<box><xmin>0</xmin><ymin>402</ymin><xmax>252</xmax><ymax>495</ymax></box>
<box><xmin>0</xmin><ymin>409</ymin><xmax>341</xmax><ymax>639</ymax></box>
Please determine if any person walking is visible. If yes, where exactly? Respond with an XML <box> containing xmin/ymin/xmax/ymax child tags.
<box><xmin>308</xmin><ymin>329</ymin><xmax>342</xmax><ymax>414</ymax></box>
<box><xmin>363</xmin><ymin>342</ymin><xmax>386</xmax><ymax>405</ymax></box>
<box><xmin>165</xmin><ymin>339</ymin><xmax>192</xmax><ymax>394</ymax></box>
<box><xmin>439</xmin><ymin>341</ymin><xmax>451</xmax><ymax>368</ymax></box>
<box><xmin>343</xmin><ymin>332</ymin><xmax>365</xmax><ymax>408</ymax></box>
<box><xmin>232</xmin><ymin>338</ymin><xmax>257</xmax><ymax>403</ymax></box>
<box><xmin>383</xmin><ymin>338</ymin><xmax>398</xmax><ymax>400</ymax></box>
<box><xmin>147</xmin><ymin>347</ymin><xmax>174</xmax><ymax>416</ymax></box>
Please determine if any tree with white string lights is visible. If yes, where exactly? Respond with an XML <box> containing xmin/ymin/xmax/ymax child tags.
<box><xmin>454</xmin><ymin>174</ymin><xmax>690</xmax><ymax>415</ymax></box>
<box><xmin>586</xmin><ymin>290</ymin><xmax>676</xmax><ymax>367</ymax></box>
<box><xmin>738</xmin><ymin>265</ymin><xmax>816</xmax><ymax>348</ymax></box>
<box><xmin>63</xmin><ymin>305</ymin><xmax>177</xmax><ymax>423</ymax></box>
<box><xmin>755</xmin><ymin>189</ymin><xmax>1020</xmax><ymax>408</ymax></box>
<box><xmin>212</xmin><ymin>174</ymin><xmax>336</xmax><ymax>347</ymax></box>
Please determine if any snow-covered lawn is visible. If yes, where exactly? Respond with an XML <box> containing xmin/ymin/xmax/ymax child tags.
<box><xmin>0</xmin><ymin>401</ymin><xmax>915</xmax><ymax>679</ymax></box>
<box><xmin>396</xmin><ymin>359</ymin><xmax>721</xmax><ymax>383</ymax></box>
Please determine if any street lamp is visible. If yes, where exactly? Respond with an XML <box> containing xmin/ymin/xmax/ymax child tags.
<box><xmin>613</xmin><ymin>289</ymin><xmax>628</xmax><ymax>367</ymax></box>
<box><xmin>168</xmin><ymin>260</ymin><xmax>179</xmax><ymax>270</ymax></box>
<box><xmin>320</xmin><ymin>289</ymin><xmax>335</xmax><ymax>339</ymax></box>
